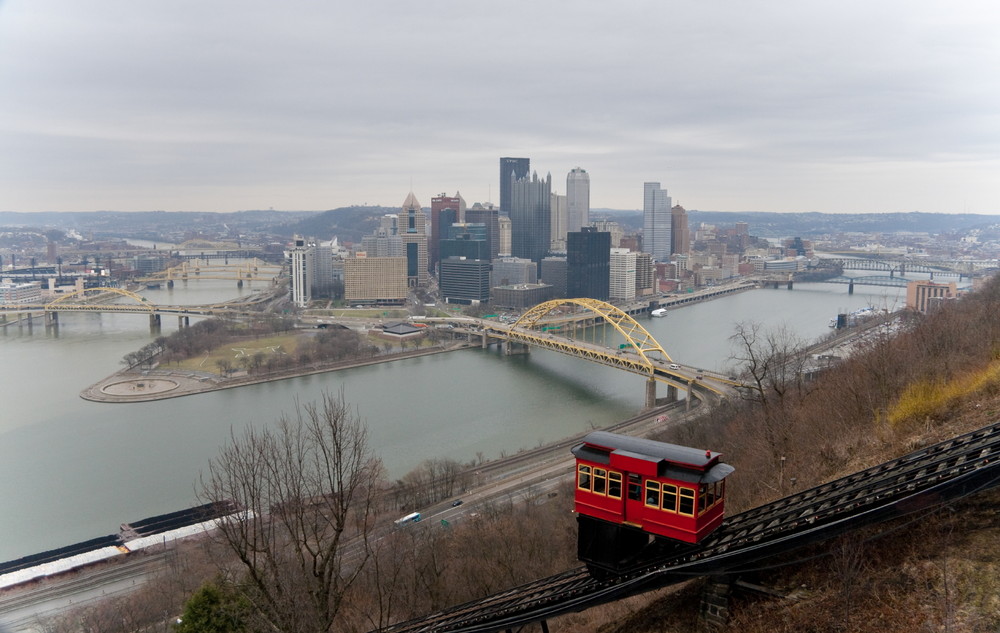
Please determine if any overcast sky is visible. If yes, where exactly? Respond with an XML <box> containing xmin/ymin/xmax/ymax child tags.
<box><xmin>1</xmin><ymin>1</ymin><xmax>998</xmax><ymax>215</ymax></box>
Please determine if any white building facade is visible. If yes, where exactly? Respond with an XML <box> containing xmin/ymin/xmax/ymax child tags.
<box><xmin>289</xmin><ymin>235</ymin><xmax>313</xmax><ymax>308</ymax></box>
<box><xmin>609</xmin><ymin>248</ymin><xmax>637</xmax><ymax>302</ymax></box>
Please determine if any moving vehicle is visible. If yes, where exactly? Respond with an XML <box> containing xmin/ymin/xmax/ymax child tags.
<box><xmin>394</xmin><ymin>512</ymin><xmax>421</xmax><ymax>526</ymax></box>
<box><xmin>572</xmin><ymin>431</ymin><xmax>734</xmax><ymax>574</ymax></box>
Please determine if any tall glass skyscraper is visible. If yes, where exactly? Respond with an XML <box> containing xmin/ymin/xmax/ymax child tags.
<box><xmin>510</xmin><ymin>171</ymin><xmax>552</xmax><ymax>268</ymax></box>
<box><xmin>567</xmin><ymin>227</ymin><xmax>610</xmax><ymax>300</ymax></box>
<box><xmin>499</xmin><ymin>157</ymin><xmax>530</xmax><ymax>217</ymax></box>
<box><xmin>567</xmin><ymin>167</ymin><xmax>590</xmax><ymax>233</ymax></box>
<box><xmin>643</xmin><ymin>182</ymin><xmax>672</xmax><ymax>262</ymax></box>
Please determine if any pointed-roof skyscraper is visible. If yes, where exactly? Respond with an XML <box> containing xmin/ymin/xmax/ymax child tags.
<box><xmin>400</xmin><ymin>192</ymin><xmax>428</xmax><ymax>288</ymax></box>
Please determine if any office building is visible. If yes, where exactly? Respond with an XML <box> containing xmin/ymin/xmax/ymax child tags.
<box><xmin>289</xmin><ymin>235</ymin><xmax>313</xmax><ymax>307</ymax></box>
<box><xmin>550</xmin><ymin>192</ymin><xmax>568</xmax><ymax>252</ymax></box>
<box><xmin>540</xmin><ymin>256</ymin><xmax>568</xmax><ymax>298</ymax></box>
<box><xmin>439</xmin><ymin>257</ymin><xmax>492</xmax><ymax>304</ymax></box>
<box><xmin>491</xmin><ymin>283</ymin><xmax>554</xmax><ymax>310</ymax></box>
<box><xmin>592</xmin><ymin>219</ymin><xmax>624</xmax><ymax>249</ymax></box>
<box><xmin>643</xmin><ymin>182</ymin><xmax>672</xmax><ymax>262</ymax></box>
<box><xmin>510</xmin><ymin>171</ymin><xmax>552</xmax><ymax>268</ymax></box>
<box><xmin>441</xmin><ymin>224</ymin><xmax>489</xmax><ymax>261</ymax></box>
<box><xmin>906</xmin><ymin>280</ymin><xmax>957</xmax><ymax>314</ymax></box>
<box><xmin>465</xmin><ymin>202</ymin><xmax>501</xmax><ymax>261</ymax></box>
<box><xmin>430</xmin><ymin>192</ymin><xmax>466</xmax><ymax>274</ymax></box>
<box><xmin>609</xmin><ymin>248</ymin><xmax>637</xmax><ymax>302</ymax></box>
<box><xmin>343</xmin><ymin>255</ymin><xmax>408</xmax><ymax>306</ymax></box>
<box><xmin>635</xmin><ymin>252</ymin><xmax>655</xmax><ymax>297</ymax></box>
<box><xmin>567</xmin><ymin>227</ymin><xmax>610</xmax><ymax>300</ymax></box>
<box><xmin>400</xmin><ymin>192</ymin><xmax>428</xmax><ymax>288</ymax></box>
<box><xmin>498</xmin><ymin>216</ymin><xmax>512</xmax><ymax>257</ymax></box>
<box><xmin>0</xmin><ymin>281</ymin><xmax>42</xmax><ymax>304</ymax></box>
<box><xmin>671</xmin><ymin>204</ymin><xmax>690</xmax><ymax>256</ymax></box>
<box><xmin>567</xmin><ymin>167</ymin><xmax>590</xmax><ymax>233</ymax></box>
<box><xmin>499</xmin><ymin>157</ymin><xmax>530</xmax><ymax>216</ymax></box>
<box><xmin>492</xmin><ymin>257</ymin><xmax>537</xmax><ymax>287</ymax></box>
<box><xmin>312</xmin><ymin>242</ymin><xmax>336</xmax><ymax>299</ymax></box>
<box><xmin>361</xmin><ymin>227</ymin><xmax>404</xmax><ymax>258</ymax></box>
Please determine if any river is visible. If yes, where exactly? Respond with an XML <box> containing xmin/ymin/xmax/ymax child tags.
<box><xmin>0</xmin><ymin>276</ymin><xmax>911</xmax><ymax>561</ymax></box>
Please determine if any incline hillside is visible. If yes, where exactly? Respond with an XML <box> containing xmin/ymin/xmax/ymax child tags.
<box><xmin>575</xmin><ymin>274</ymin><xmax>1000</xmax><ymax>632</ymax></box>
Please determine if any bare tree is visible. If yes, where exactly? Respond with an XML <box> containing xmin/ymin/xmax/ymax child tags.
<box><xmin>729</xmin><ymin>321</ymin><xmax>810</xmax><ymax>416</ymax></box>
<box><xmin>200</xmin><ymin>391</ymin><xmax>384</xmax><ymax>633</ymax></box>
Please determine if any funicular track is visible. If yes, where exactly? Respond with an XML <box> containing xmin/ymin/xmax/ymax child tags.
<box><xmin>376</xmin><ymin>421</ymin><xmax>1000</xmax><ymax>633</ymax></box>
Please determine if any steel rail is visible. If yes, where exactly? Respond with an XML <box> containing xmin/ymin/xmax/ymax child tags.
<box><xmin>374</xmin><ymin>421</ymin><xmax>1000</xmax><ymax>633</ymax></box>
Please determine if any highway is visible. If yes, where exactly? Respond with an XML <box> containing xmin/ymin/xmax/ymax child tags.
<box><xmin>0</xmin><ymin>553</ymin><xmax>169</xmax><ymax>633</ymax></box>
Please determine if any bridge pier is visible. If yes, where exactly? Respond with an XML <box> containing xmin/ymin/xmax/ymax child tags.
<box><xmin>687</xmin><ymin>382</ymin><xmax>694</xmax><ymax>410</ymax></box>
<box><xmin>645</xmin><ymin>378</ymin><xmax>657</xmax><ymax>409</ymax></box>
<box><xmin>45</xmin><ymin>311</ymin><xmax>58</xmax><ymax>330</ymax></box>
<box><xmin>149</xmin><ymin>313</ymin><xmax>161</xmax><ymax>333</ymax></box>
<box><xmin>503</xmin><ymin>341</ymin><xmax>529</xmax><ymax>356</ymax></box>
<box><xmin>178</xmin><ymin>315</ymin><xmax>190</xmax><ymax>328</ymax></box>
<box><xmin>786</xmin><ymin>279</ymin><xmax>793</xmax><ymax>290</ymax></box>
<box><xmin>848</xmin><ymin>279</ymin><xmax>854</xmax><ymax>295</ymax></box>
<box><xmin>665</xmin><ymin>384</ymin><xmax>678</xmax><ymax>402</ymax></box>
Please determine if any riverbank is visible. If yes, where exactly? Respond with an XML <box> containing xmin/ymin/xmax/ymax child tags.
<box><xmin>80</xmin><ymin>341</ymin><xmax>475</xmax><ymax>403</ymax></box>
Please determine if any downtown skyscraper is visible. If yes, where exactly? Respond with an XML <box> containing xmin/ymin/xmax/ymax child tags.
<box><xmin>499</xmin><ymin>157</ymin><xmax>530</xmax><ymax>217</ymax></box>
<box><xmin>566</xmin><ymin>167</ymin><xmax>590</xmax><ymax>233</ymax></box>
<box><xmin>643</xmin><ymin>182</ymin><xmax>672</xmax><ymax>262</ymax></box>
<box><xmin>510</xmin><ymin>171</ymin><xmax>552</xmax><ymax>268</ymax></box>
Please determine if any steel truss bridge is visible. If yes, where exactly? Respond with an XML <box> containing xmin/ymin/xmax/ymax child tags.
<box><xmin>822</xmin><ymin>275</ymin><xmax>910</xmax><ymax>289</ymax></box>
<box><xmin>477</xmin><ymin>298</ymin><xmax>739</xmax><ymax>407</ymax></box>
<box><xmin>136</xmin><ymin>259</ymin><xmax>284</xmax><ymax>284</ymax></box>
<box><xmin>0</xmin><ymin>287</ymin><xmax>264</xmax><ymax>329</ymax></box>
<box><xmin>812</xmin><ymin>257</ymin><xmax>996</xmax><ymax>278</ymax></box>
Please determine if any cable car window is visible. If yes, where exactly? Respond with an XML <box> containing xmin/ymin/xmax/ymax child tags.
<box><xmin>679</xmin><ymin>487</ymin><xmax>695</xmax><ymax>516</ymax></box>
<box><xmin>577</xmin><ymin>465</ymin><xmax>591</xmax><ymax>491</ymax></box>
<box><xmin>593</xmin><ymin>468</ymin><xmax>607</xmax><ymax>495</ymax></box>
<box><xmin>608</xmin><ymin>472</ymin><xmax>623</xmax><ymax>499</ymax></box>
<box><xmin>700</xmin><ymin>482</ymin><xmax>720</xmax><ymax>514</ymax></box>
<box><xmin>627</xmin><ymin>474</ymin><xmax>641</xmax><ymax>501</ymax></box>
<box><xmin>661</xmin><ymin>484</ymin><xmax>677</xmax><ymax>513</ymax></box>
<box><xmin>645</xmin><ymin>481</ymin><xmax>660</xmax><ymax>507</ymax></box>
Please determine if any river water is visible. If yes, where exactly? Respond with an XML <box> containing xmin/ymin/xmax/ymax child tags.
<box><xmin>0</xmin><ymin>277</ymin><xmax>910</xmax><ymax>561</ymax></box>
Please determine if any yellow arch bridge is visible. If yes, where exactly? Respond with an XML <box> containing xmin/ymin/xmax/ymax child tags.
<box><xmin>477</xmin><ymin>298</ymin><xmax>737</xmax><ymax>408</ymax></box>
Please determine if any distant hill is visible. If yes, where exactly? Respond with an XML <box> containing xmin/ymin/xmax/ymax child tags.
<box><xmin>275</xmin><ymin>206</ymin><xmax>397</xmax><ymax>244</ymax></box>
<box><xmin>687</xmin><ymin>210</ymin><xmax>1000</xmax><ymax>237</ymax></box>
<box><xmin>4</xmin><ymin>208</ymin><xmax>997</xmax><ymax>243</ymax></box>
<box><xmin>590</xmin><ymin>209</ymin><xmax>1000</xmax><ymax>238</ymax></box>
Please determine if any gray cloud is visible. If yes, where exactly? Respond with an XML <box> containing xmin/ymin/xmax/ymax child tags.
<box><xmin>1</xmin><ymin>0</ymin><xmax>998</xmax><ymax>213</ymax></box>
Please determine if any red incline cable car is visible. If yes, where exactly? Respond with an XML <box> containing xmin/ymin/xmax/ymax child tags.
<box><xmin>572</xmin><ymin>431</ymin><xmax>735</xmax><ymax>574</ymax></box>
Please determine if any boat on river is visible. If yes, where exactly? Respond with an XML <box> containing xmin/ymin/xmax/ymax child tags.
<box><xmin>651</xmin><ymin>308</ymin><xmax>668</xmax><ymax>317</ymax></box>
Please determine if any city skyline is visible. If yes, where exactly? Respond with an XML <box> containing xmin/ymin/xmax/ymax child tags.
<box><xmin>2</xmin><ymin>2</ymin><xmax>999</xmax><ymax>215</ymax></box>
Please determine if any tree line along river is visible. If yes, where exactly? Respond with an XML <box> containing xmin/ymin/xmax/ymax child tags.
<box><xmin>0</xmin><ymin>276</ymin><xmax>911</xmax><ymax>562</ymax></box>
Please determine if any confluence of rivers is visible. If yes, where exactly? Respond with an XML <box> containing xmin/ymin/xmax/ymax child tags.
<box><xmin>0</xmin><ymin>277</ymin><xmax>909</xmax><ymax>561</ymax></box>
